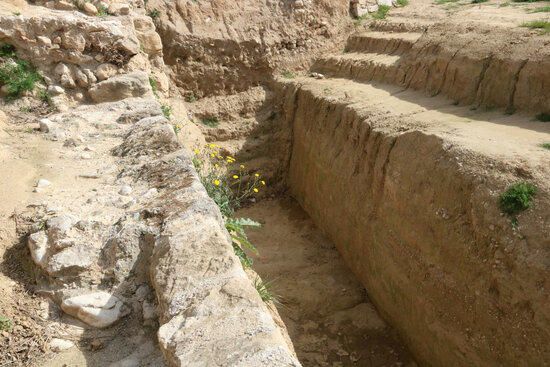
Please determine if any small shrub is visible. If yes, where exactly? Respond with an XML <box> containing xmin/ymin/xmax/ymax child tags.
<box><xmin>173</xmin><ymin>123</ymin><xmax>183</xmax><ymax>135</ymax></box>
<box><xmin>201</xmin><ymin>116</ymin><xmax>219</xmax><ymax>127</ymax></box>
<box><xmin>372</xmin><ymin>4</ymin><xmax>391</xmax><ymax>19</ymax></box>
<box><xmin>185</xmin><ymin>93</ymin><xmax>197</xmax><ymax>103</ymax></box>
<box><xmin>472</xmin><ymin>0</ymin><xmax>488</xmax><ymax>3</ymax></box>
<box><xmin>12</xmin><ymin>11</ymin><xmax>21</xmax><ymax>16</ymax></box>
<box><xmin>253</xmin><ymin>277</ymin><xmax>280</xmax><ymax>304</ymax></box>
<box><xmin>536</xmin><ymin>112</ymin><xmax>550</xmax><ymax>122</ymax></box>
<box><xmin>541</xmin><ymin>142</ymin><xmax>550</xmax><ymax>150</ymax></box>
<box><xmin>521</xmin><ymin>20</ymin><xmax>550</xmax><ymax>33</ymax></box>
<box><xmin>38</xmin><ymin>88</ymin><xmax>52</xmax><ymax>106</ymax></box>
<box><xmin>499</xmin><ymin>182</ymin><xmax>537</xmax><ymax>215</ymax></box>
<box><xmin>161</xmin><ymin>104</ymin><xmax>172</xmax><ymax>120</ymax></box>
<box><xmin>281</xmin><ymin>70</ymin><xmax>295</xmax><ymax>79</ymax></box>
<box><xmin>0</xmin><ymin>59</ymin><xmax>42</xmax><ymax>99</ymax></box>
<box><xmin>147</xmin><ymin>9</ymin><xmax>161</xmax><ymax>18</ymax></box>
<box><xmin>396</xmin><ymin>0</ymin><xmax>409</xmax><ymax>6</ymax></box>
<box><xmin>193</xmin><ymin>145</ymin><xmax>267</xmax><ymax>268</ymax></box>
<box><xmin>0</xmin><ymin>43</ymin><xmax>16</xmax><ymax>58</ymax></box>
<box><xmin>0</xmin><ymin>315</ymin><xmax>12</xmax><ymax>332</ymax></box>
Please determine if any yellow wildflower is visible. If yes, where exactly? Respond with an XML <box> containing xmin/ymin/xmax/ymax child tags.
<box><xmin>233</xmin><ymin>175</ymin><xmax>239</xmax><ymax>179</ymax></box>
<box><xmin>213</xmin><ymin>179</ymin><xmax>220</xmax><ymax>186</ymax></box>
<box><xmin>193</xmin><ymin>148</ymin><xmax>200</xmax><ymax>155</ymax></box>
<box><xmin>240</xmin><ymin>165</ymin><xmax>245</xmax><ymax>169</ymax></box>
<box><xmin>210</xmin><ymin>153</ymin><xmax>215</xmax><ymax>158</ymax></box>
<box><xmin>253</xmin><ymin>188</ymin><xmax>259</xmax><ymax>193</ymax></box>
<box><xmin>215</xmin><ymin>164</ymin><xmax>219</xmax><ymax>168</ymax></box>
<box><xmin>261</xmin><ymin>180</ymin><xmax>266</xmax><ymax>186</ymax></box>
<box><xmin>254</xmin><ymin>173</ymin><xmax>260</xmax><ymax>177</ymax></box>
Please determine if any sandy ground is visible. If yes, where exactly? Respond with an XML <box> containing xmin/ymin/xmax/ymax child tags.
<box><xmin>238</xmin><ymin>198</ymin><xmax>415</xmax><ymax>367</ymax></box>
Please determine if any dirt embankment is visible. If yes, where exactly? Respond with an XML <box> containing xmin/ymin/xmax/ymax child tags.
<box><xmin>146</xmin><ymin>0</ymin><xmax>352</xmax><ymax>97</ymax></box>
<box><xmin>275</xmin><ymin>79</ymin><xmax>549</xmax><ymax>366</ymax></box>
<box><xmin>313</xmin><ymin>23</ymin><xmax>550</xmax><ymax>114</ymax></box>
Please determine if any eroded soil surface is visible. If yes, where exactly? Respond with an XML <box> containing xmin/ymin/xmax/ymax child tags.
<box><xmin>238</xmin><ymin>198</ymin><xmax>415</xmax><ymax>367</ymax></box>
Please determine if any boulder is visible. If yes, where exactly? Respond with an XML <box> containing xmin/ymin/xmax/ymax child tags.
<box><xmin>61</xmin><ymin>292</ymin><xmax>128</xmax><ymax>328</ymax></box>
<box><xmin>95</xmin><ymin>63</ymin><xmax>118</xmax><ymax>81</ymax></box>
<box><xmin>88</xmin><ymin>72</ymin><xmax>153</xmax><ymax>103</ymax></box>
<box><xmin>82</xmin><ymin>2</ymin><xmax>98</xmax><ymax>16</ymax></box>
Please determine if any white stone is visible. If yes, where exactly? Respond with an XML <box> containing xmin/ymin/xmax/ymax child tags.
<box><xmin>36</xmin><ymin>178</ymin><xmax>52</xmax><ymax>188</ymax></box>
<box><xmin>47</xmin><ymin>85</ymin><xmax>65</xmax><ymax>96</ymax></box>
<box><xmin>37</xmin><ymin>36</ymin><xmax>52</xmax><ymax>47</ymax></box>
<box><xmin>61</xmin><ymin>292</ymin><xmax>127</xmax><ymax>328</ymax></box>
<box><xmin>28</xmin><ymin>231</ymin><xmax>48</xmax><ymax>268</ymax></box>
<box><xmin>39</xmin><ymin>118</ymin><xmax>55</xmax><ymax>133</ymax></box>
<box><xmin>50</xmin><ymin>338</ymin><xmax>75</xmax><ymax>352</ymax></box>
<box><xmin>119</xmin><ymin>185</ymin><xmax>133</xmax><ymax>195</ymax></box>
<box><xmin>81</xmin><ymin>152</ymin><xmax>93</xmax><ymax>160</ymax></box>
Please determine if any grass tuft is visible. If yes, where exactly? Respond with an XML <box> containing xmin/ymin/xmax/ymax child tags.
<box><xmin>281</xmin><ymin>70</ymin><xmax>295</xmax><ymax>79</ymax></box>
<box><xmin>541</xmin><ymin>142</ymin><xmax>550</xmax><ymax>150</ymax></box>
<box><xmin>521</xmin><ymin>20</ymin><xmax>550</xmax><ymax>33</ymax></box>
<box><xmin>372</xmin><ymin>4</ymin><xmax>391</xmax><ymax>19</ymax></box>
<box><xmin>0</xmin><ymin>43</ymin><xmax>16</xmax><ymax>58</ymax></box>
<box><xmin>147</xmin><ymin>9</ymin><xmax>160</xmax><ymax>18</ymax></box>
<box><xmin>472</xmin><ymin>0</ymin><xmax>488</xmax><ymax>3</ymax></box>
<box><xmin>201</xmin><ymin>116</ymin><xmax>219</xmax><ymax>127</ymax></box>
<box><xmin>529</xmin><ymin>5</ymin><xmax>550</xmax><ymax>12</ymax></box>
<box><xmin>536</xmin><ymin>112</ymin><xmax>550</xmax><ymax>122</ymax></box>
<box><xmin>499</xmin><ymin>182</ymin><xmax>537</xmax><ymax>216</ymax></box>
<box><xmin>253</xmin><ymin>277</ymin><xmax>281</xmax><ymax>304</ymax></box>
<box><xmin>396</xmin><ymin>0</ymin><xmax>409</xmax><ymax>6</ymax></box>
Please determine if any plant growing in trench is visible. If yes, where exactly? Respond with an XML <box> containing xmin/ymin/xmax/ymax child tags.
<box><xmin>253</xmin><ymin>277</ymin><xmax>281</xmax><ymax>304</ymax></box>
<box><xmin>499</xmin><ymin>182</ymin><xmax>537</xmax><ymax>216</ymax></box>
<box><xmin>0</xmin><ymin>315</ymin><xmax>12</xmax><ymax>332</ymax></box>
<box><xmin>0</xmin><ymin>46</ymin><xmax>43</xmax><ymax>100</ymax></box>
<box><xmin>193</xmin><ymin>144</ymin><xmax>266</xmax><ymax>267</ymax></box>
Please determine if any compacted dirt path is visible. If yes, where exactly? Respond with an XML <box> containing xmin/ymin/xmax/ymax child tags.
<box><xmin>238</xmin><ymin>198</ymin><xmax>415</xmax><ymax>367</ymax></box>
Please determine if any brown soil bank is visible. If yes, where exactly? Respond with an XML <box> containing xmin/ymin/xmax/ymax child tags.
<box><xmin>275</xmin><ymin>78</ymin><xmax>550</xmax><ymax>366</ymax></box>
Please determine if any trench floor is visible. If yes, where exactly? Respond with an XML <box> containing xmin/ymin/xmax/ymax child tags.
<box><xmin>237</xmin><ymin>198</ymin><xmax>415</xmax><ymax>367</ymax></box>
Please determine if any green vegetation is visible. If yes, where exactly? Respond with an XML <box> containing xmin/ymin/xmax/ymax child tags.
<box><xmin>147</xmin><ymin>9</ymin><xmax>161</xmax><ymax>18</ymax></box>
<box><xmin>226</xmin><ymin>217</ymin><xmax>260</xmax><ymax>268</ymax></box>
<box><xmin>253</xmin><ymin>277</ymin><xmax>280</xmax><ymax>304</ymax></box>
<box><xmin>185</xmin><ymin>93</ymin><xmax>197</xmax><ymax>103</ymax></box>
<box><xmin>513</xmin><ymin>0</ymin><xmax>545</xmax><ymax>2</ymax></box>
<box><xmin>97</xmin><ymin>4</ymin><xmax>109</xmax><ymax>17</ymax></box>
<box><xmin>396</xmin><ymin>0</ymin><xmax>410</xmax><ymax>6</ymax></box>
<box><xmin>541</xmin><ymin>142</ymin><xmax>550</xmax><ymax>150</ymax></box>
<box><xmin>201</xmin><ymin>116</ymin><xmax>219</xmax><ymax>127</ymax></box>
<box><xmin>0</xmin><ymin>60</ymin><xmax>42</xmax><ymax>100</ymax></box>
<box><xmin>0</xmin><ymin>315</ymin><xmax>12</xmax><ymax>332</ymax></box>
<box><xmin>529</xmin><ymin>6</ymin><xmax>550</xmax><ymax>12</ymax></box>
<box><xmin>499</xmin><ymin>182</ymin><xmax>537</xmax><ymax>216</ymax></box>
<box><xmin>472</xmin><ymin>0</ymin><xmax>488</xmax><ymax>3</ymax></box>
<box><xmin>521</xmin><ymin>20</ymin><xmax>550</xmax><ymax>33</ymax></box>
<box><xmin>193</xmin><ymin>146</ymin><xmax>267</xmax><ymax>268</ymax></box>
<box><xmin>536</xmin><ymin>112</ymin><xmax>550</xmax><ymax>122</ymax></box>
<box><xmin>161</xmin><ymin>104</ymin><xmax>172</xmax><ymax>120</ymax></box>
<box><xmin>0</xmin><ymin>43</ymin><xmax>16</xmax><ymax>58</ymax></box>
<box><xmin>372</xmin><ymin>5</ymin><xmax>391</xmax><ymax>19</ymax></box>
<box><xmin>281</xmin><ymin>70</ymin><xmax>295</xmax><ymax>79</ymax></box>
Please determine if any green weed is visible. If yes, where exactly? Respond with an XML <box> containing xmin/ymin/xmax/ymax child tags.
<box><xmin>435</xmin><ymin>0</ymin><xmax>460</xmax><ymax>4</ymax></box>
<box><xmin>541</xmin><ymin>142</ymin><xmax>550</xmax><ymax>150</ymax></box>
<box><xmin>147</xmin><ymin>9</ymin><xmax>160</xmax><ymax>18</ymax></box>
<box><xmin>0</xmin><ymin>315</ymin><xmax>12</xmax><ymax>332</ymax></box>
<box><xmin>226</xmin><ymin>217</ymin><xmax>260</xmax><ymax>268</ymax></box>
<box><xmin>185</xmin><ymin>93</ymin><xmax>197</xmax><ymax>103</ymax></box>
<box><xmin>472</xmin><ymin>0</ymin><xmax>488</xmax><ymax>3</ymax></box>
<box><xmin>161</xmin><ymin>105</ymin><xmax>172</xmax><ymax>120</ymax></box>
<box><xmin>97</xmin><ymin>4</ymin><xmax>109</xmax><ymax>16</ymax></box>
<box><xmin>281</xmin><ymin>70</ymin><xmax>296</xmax><ymax>79</ymax></box>
<box><xmin>396</xmin><ymin>0</ymin><xmax>409</xmax><ymax>6</ymax></box>
<box><xmin>0</xmin><ymin>59</ymin><xmax>42</xmax><ymax>99</ymax></box>
<box><xmin>499</xmin><ymin>182</ymin><xmax>537</xmax><ymax>215</ymax></box>
<box><xmin>536</xmin><ymin>112</ymin><xmax>550</xmax><ymax>122</ymax></box>
<box><xmin>372</xmin><ymin>5</ymin><xmax>391</xmax><ymax>19</ymax></box>
<box><xmin>201</xmin><ymin>116</ymin><xmax>219</xmax><ymax>127</ymax></box>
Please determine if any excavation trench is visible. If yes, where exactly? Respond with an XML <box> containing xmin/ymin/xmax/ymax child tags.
<box><xmin>237</xmin><ymin>198</ymin><xmax>414</xmax><ymax>366</ymax></box>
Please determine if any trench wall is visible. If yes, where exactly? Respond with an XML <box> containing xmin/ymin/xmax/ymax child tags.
<box><xmin>276</xmin><ymin>81</ymin><xmax>550</xmax><ymax>366</ymax></box>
